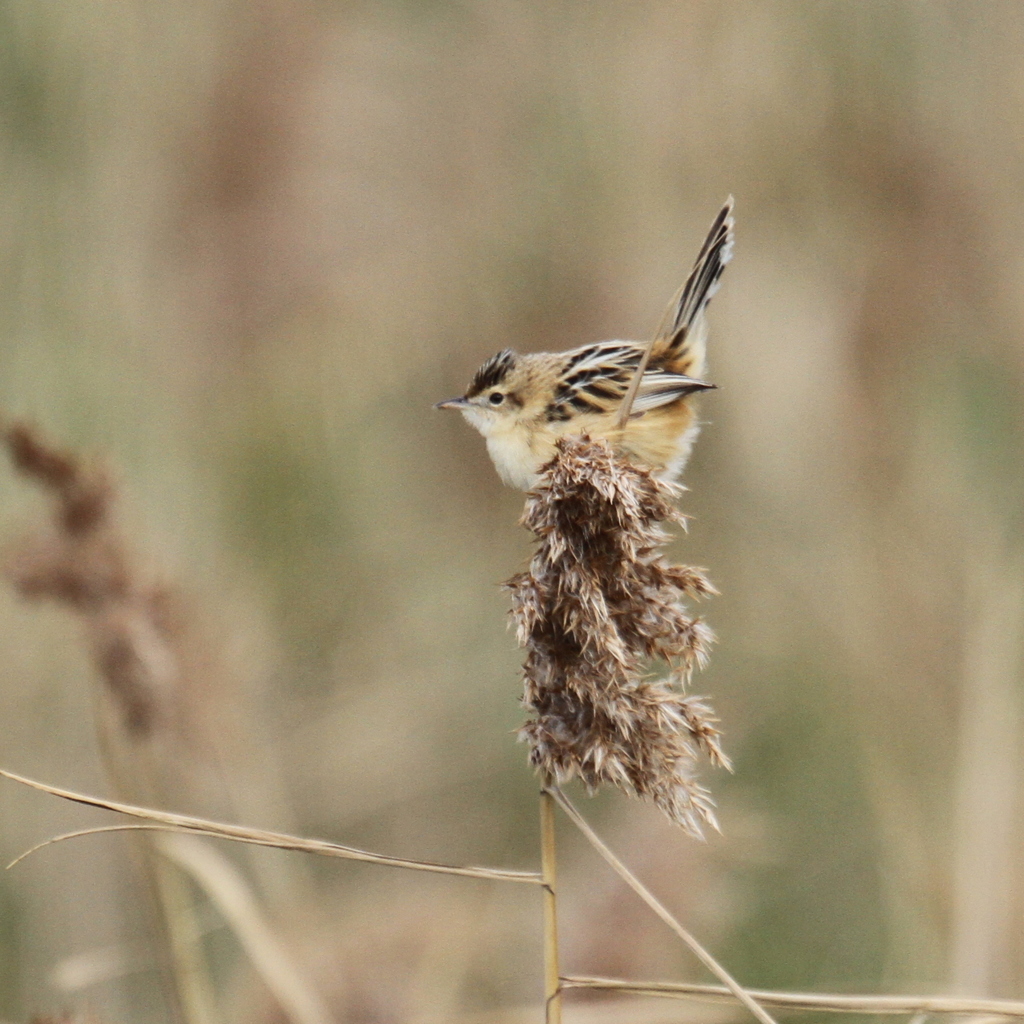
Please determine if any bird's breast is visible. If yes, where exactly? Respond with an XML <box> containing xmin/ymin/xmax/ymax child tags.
<box><xmin>484</xmin><ymin>427</ymin><xmax>547</xmax><ymax>490</ymax></box>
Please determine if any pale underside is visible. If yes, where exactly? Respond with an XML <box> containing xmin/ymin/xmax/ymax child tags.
<box><xmin>476</xmin><ymin>399</ymin><xmax>702</xmax><ymax>490</ymax></box>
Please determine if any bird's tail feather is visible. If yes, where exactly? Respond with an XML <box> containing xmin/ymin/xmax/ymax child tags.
<box><xmin>655</xmin><ymin>198</ymin><xmax>734</xmax><ymax>376</ymax></box>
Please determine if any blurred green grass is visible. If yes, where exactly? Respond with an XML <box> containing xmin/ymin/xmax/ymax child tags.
<box><xmin>0</xmin><ymin>2</ymin><xmax>1023</xmax><ymax>1021</ymax></box>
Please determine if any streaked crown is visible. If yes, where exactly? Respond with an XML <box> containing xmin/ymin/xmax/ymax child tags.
<box><xmin>465</xmin><ymin>348</ymin><xmax>518</xmax><ymax>397</ymax></box>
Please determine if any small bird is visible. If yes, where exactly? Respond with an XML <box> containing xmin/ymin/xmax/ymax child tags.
<box><xmin>436</xmin><ymin>199</ymin><xmax>734</xmax><ymax>489</ymax></box>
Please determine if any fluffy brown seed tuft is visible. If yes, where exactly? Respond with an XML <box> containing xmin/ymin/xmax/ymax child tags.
<box><xmin>506</xmin><ymin>435</ymin><xmax>729</xmax><ymax>837</ymax></box>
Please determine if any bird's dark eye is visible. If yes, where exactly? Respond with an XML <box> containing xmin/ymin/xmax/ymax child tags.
<box><xmin>489</xmin><ymin>391</ymin><xmax>505</xmax><ymax>406</ymax></box>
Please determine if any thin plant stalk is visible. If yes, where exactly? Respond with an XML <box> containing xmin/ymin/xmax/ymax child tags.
<box><xmin>98</xmin><ymin>700</ymin><xmax>215</xmax><ymax>1024</ymax></box>
<box><xmin>548</xmin><ymin>785</ymin><xmax>778</xmax><ymax>1024</ymax></box>
<box><xmin>159</xmin><ymin>833</ymin><xmax>335</xmax><ymax>1024</ymax></box>
<box><xmin>0</xmin><ymin>767</ymin><xmax>542</xmax><ymax>885</ymax></box>
<box><xmin>16</xmin><ymin>769</ymin><xmax>1023</xmax><ymax>1024</ymax></box>
<box><xmin>151</xmin><ymin>852</ymin><xmax>220</xmax><ymax>1024</ymax></box>
<box><xmin>559</xmin><ymin>976</ymin><xmax>1024</xmax><ymax>1018</ymax></box>
<box><xmin>539</xmin><ymin>776</ymin><xmax>561</xmax><ymax>1024</ymax></box>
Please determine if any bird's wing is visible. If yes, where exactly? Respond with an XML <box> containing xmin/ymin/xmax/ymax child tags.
<box><xmin>543</xmin><ymin>342</ymin><xmax>639</xmax><ymax>420</ymax></box>
<box><xmin>631</xmin><ymin>369</ymin><xmax>715</xmax><ymax>413</ymax></box>
<box><xmin>545</xmin><ymin>342</ymin><xmax>711</xmax><ymax>420</ymax></box>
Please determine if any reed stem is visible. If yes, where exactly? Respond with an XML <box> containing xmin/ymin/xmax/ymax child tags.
<box><xmin>539</xmin><ymin>778</ymin><xmax>562</xmax><ymax>1024</ymax></box>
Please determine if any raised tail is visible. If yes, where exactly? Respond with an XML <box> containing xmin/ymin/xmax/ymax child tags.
<box><xmin>655</xmin><ymin>198</ymin><xmax>734</xmax><ymax>375</ymax></box>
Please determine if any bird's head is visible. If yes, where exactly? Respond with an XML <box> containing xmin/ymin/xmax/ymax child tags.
<box><xmin>435</xmin><ymin>348</ymin><xmax>526</xmax><ymax>434</ymax></box>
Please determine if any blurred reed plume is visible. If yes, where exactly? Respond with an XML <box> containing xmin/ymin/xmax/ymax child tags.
<box><xmin>507</xmin><ymin>434</ymin><xmax>730</xmax><ymax>838</ymax></box>
<box><xmin>1</xmin><ymin>422</ymin><xmax>336</xmax><ymax>1024</ymax></box>
<box><xmin>2</xmin><ymin>422</ymin><xmax>176</xmax><ymax>738</ymax></box>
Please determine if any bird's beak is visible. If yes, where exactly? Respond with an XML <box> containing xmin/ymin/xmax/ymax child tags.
<box><xmin>434</xmin><ymin>397</ymin><xmax>470</xmax><ymax>410</ymax></box>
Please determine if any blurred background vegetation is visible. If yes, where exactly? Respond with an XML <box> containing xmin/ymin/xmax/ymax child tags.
<box><xmin>0</xmin><ymin>1</ymin><xmax>1023</xmax><ymax>1021</ymax></box>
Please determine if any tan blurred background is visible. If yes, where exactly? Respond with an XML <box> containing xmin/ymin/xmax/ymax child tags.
<box><xmin>0</xmin><ymin>1</ymin><xmax>1023</xmax><ymax>1021</ymax></box>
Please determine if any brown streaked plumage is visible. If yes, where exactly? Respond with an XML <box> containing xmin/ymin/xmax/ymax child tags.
<box><xmin>437</xmin><ymin>199</ymin><xmax>734</xmax><ymax>489</ymax></box>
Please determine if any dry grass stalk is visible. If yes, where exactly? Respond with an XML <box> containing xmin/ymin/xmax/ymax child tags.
<box><xmin>558</xmin><ymin>976</ymin><xmax>1024</xmax><ymax>1018</ymax></box>
<box><xmin>550</xmin><ymin>786</ymin><xmax>777</xmax><ymax>1024</ymax></box>
<box><xmin>506</xmin><ymin>434</ymin><xmax>728</xmax><ymax>836</ymax></box>
<box><xmin>158</xmin><ymin>833</ymin><xmax>335</xmax><ymax>1024</ymax></box>
<box><xmin>1</xmin><ymin>767</ymin><xmax>544</xmax><ymax>885</ymax></box>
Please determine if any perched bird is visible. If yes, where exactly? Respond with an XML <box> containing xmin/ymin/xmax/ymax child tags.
<box><xmin>437</xmin><ymin>200</ymin><xmax>734</xmax><ymax>489</ymax></box>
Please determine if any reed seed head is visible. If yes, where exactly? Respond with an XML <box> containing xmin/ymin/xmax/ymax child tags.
<box><xmin>506</xmin><ymin>435</ymin><xmax>729</xmax><ymax>837</ymax></box>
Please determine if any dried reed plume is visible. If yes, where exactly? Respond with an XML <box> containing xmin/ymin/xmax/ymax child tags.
<box><xmin>2</xmin><ymin>422</ymin><xmax>178</xmax><ymax>737</ymax></box>
<box><xmin>506</xmin><ymin>435</ymin><xmax>729</xmax><ymax>837</ymax></box>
